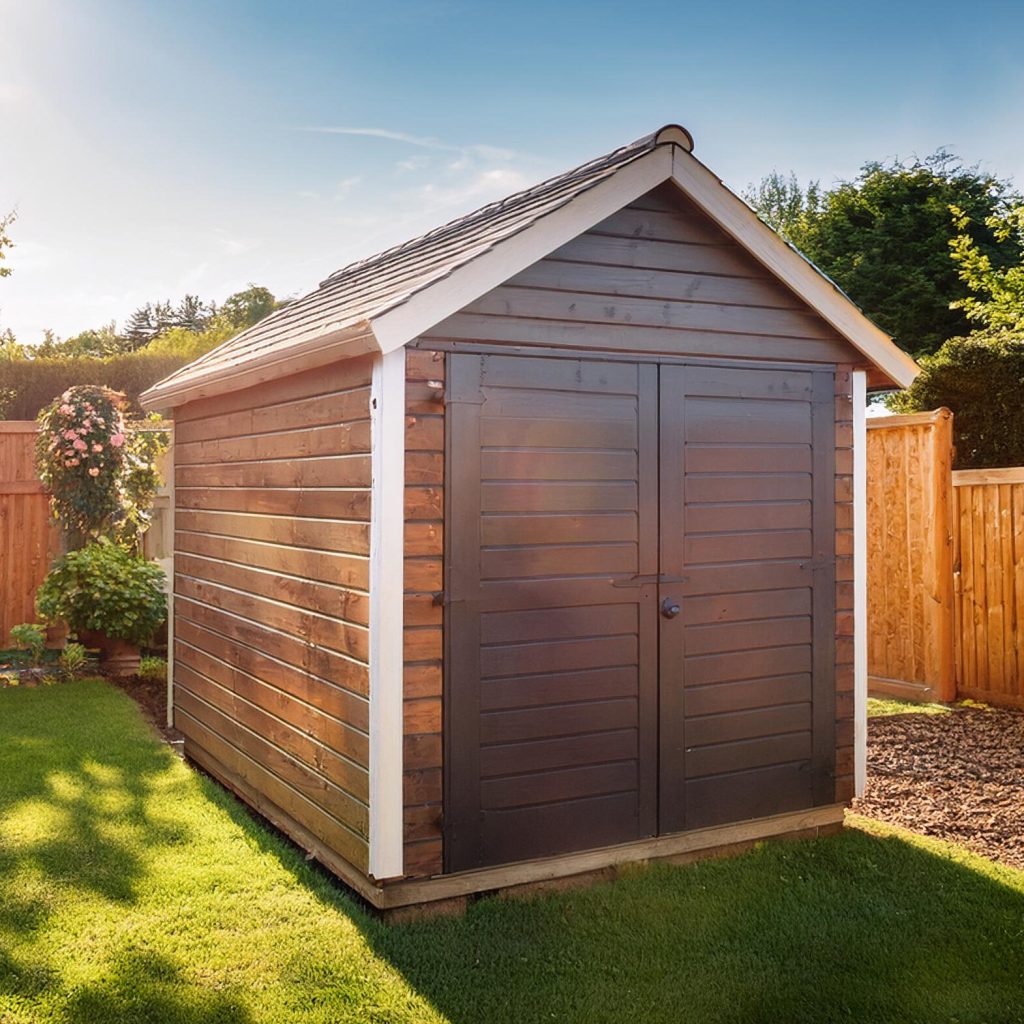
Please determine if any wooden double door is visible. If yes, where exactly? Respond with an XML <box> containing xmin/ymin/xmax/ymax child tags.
<box><xmin>444</xmin><ymin>352</ymin><xmax>836</xmax><ymax>872</ymax></box>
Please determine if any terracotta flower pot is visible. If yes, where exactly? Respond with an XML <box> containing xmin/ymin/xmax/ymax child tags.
<box><xmin>76</xmin><ymin>629</ymin><xmax>141</xmax><ymax>678</ymax></box>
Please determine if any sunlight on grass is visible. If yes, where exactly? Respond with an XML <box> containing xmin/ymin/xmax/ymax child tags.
<box><xmin>2</xmin><ymin>679</ymin><xmax>1023</xmax><ymax>1023</ymax></box>
<box><xmin>868</xmin><ymin>696</ymin><xmax>952</xmax><ymax>717</ymax></box>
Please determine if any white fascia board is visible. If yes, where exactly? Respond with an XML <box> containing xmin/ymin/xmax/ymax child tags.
<box><xmin>368</xmin><ymin>347</ymin><xmax>406</xmax><ymax>880</ymax></box>
<box><xmin>140</xmin><ymin>321</ymin><xmax>379</xmax><ymax>411</ymax></box>
<box><xmin>852</xmin><ymin>370</ymin><xmax>868</xmax><ymax>797</ymax></box>
<box><xmin>369</xmin><ymin>146</ymin><xmax>674</xmax><ymax>353</ymax></box>
<box><xmin>668</xmin><ymin>148</ymin><xmax>920</xmax><ymax>390</ymax></box>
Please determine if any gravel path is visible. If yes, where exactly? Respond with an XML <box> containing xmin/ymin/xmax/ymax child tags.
<box><xmin>853</xmin><ymin>706</ymin><xmax>1024</xmax><ymax>870</ymax></box>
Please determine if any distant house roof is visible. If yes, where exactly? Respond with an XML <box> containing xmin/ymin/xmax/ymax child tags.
<box><xmin>142</xmin><ymin>124</ymin><xmax>917</xmax><ymax>408</ymax></box>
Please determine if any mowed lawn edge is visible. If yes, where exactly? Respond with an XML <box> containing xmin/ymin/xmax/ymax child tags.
<box><xmin>2</xmin><ymin>678</ymin><xmax>1023</xmax><ymax>1024</ymax></box>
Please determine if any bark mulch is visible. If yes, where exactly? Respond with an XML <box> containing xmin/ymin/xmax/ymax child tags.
<box><xmin>853</xmin><ymin>706</ymin><xmax>1024</xmax><ymax>870</ymax></box>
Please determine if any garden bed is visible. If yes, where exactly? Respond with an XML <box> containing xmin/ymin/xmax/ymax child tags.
<box><xmin>854</xmin><ymin>705</ymin><xmax>1024</xmax><ymax>870</ymax></box>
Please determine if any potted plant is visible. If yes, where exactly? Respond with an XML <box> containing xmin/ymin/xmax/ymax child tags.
<box><xmin>36</xmin><ymin>541</ymin><xmax>167</xmax><ymax>677</ymax></box>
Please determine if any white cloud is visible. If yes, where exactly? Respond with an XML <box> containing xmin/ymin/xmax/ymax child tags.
<box><xmin>293</xmin><ymin>126</ymin><xmax>453</xmax><ymax>150</ymax></box>
<box><xmin>291</xmin><ymin>125</ymin><xmax>528</xmax><ymax>164</ymax></box>
<box><xmin>334</xmin><ymin>176</ymin><xmax>361</xmax><ymax>199</ymax></box>
<box><xmin>396</xmin><ymin>155</ymin><xmax>431</xmax><ymax>173</ymax></box>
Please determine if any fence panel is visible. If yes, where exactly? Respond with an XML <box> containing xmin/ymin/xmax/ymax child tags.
<box><xmin>953</xmin><ymin>468</ymin><xmax>1024</xmax><ymax>708</ymax></box>
<box><xmin>0</xmin><ymin>423</ymin><xmax>59</xmax><ymax>644</ymax></box>
<box><xmin>866</xmin><ymin>409</ymin><xmax>955</xmax><ymax>701</ymax></box>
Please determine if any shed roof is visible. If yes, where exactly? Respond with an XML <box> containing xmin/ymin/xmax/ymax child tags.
<box><xmin>142</xmin><ymin>124</ymin><xmax>917</xmax><ymax>408</ymax></box>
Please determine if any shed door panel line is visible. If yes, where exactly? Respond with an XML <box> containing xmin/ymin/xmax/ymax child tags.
<box><xmin>444</xmin><ymin>353</ymin><xmax>836</xmax><ymax>872</ymax></box>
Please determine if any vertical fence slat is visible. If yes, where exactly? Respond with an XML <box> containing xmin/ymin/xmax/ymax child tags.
<box><xmin>951</xmin><ymin>466</ymin><xmax>1024</xmax><ymax>707</ymax></box>
<box><xmin>0</xmin><ymin>424</ymin><xmax>56</xmax><ymax>644</ymax></box>
<box><xmin>866</xmin><ymin>409</ymin><xmax>955</xmax><ymax>701</ymax></box>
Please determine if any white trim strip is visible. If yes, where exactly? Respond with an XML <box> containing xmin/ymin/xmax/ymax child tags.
<box><xmin>852</xmin><ymin>370</ymin><xmax>868</xmax><ymax>796</ymax></box>
<box><xmin>368</xmin><ymin>348</ymin><xmax>406</xmax><ymax>879</ymax></box>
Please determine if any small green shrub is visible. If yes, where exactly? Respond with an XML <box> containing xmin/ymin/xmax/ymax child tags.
<box><xmin>9</xmin><ymin>623</ymin><xmax>47</xmax><ymax>666</ymax></box>
<box><xmin>137</xmin><ymin>656</ymin><xmax>167</xmax><ymax>683</ymax></box>
<box><xmin>37</xmin><ymin>541</ymin><xmax>167</xmax><ymax>646</ymax></box>
<box><xmin>57</xmin><ymin>642</ymin><xmax>92</xmax><ymax>681</ymax></box>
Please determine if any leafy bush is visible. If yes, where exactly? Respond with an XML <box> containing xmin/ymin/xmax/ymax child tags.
<box><xmin>889</xmin><ymin>330</ymin><xmax>1024</xmax><ymax>468</ymax></box>
<box><xmin>37</xmin><ymin>542</ymin><xmax>167</xmax><ymax>646</ymax></box>
<box><xmin>0</xmin><ymin>350</ymin><xmax>188</xmax><ymax>420</ymax></box>
<box><xmin>137</xmin><ymin>656</ymin><xmax>167</xmax><ymax>683</ymax></box>
<box><xmin>9</xmin><ymin>623</ymin><xmax>46</xmax><ymax>666</ymax></box>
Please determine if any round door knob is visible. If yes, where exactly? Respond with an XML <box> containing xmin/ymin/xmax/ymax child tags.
<box><xmin>661</xmin><ymin>598</ymin><xmax>681</xmax><ymax>619</ymax></box>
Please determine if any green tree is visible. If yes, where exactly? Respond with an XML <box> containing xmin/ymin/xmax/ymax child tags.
<box><xmin>0</xmin><ymin>209</ymin><xmax>14</xmax><ymax>278</ymax></box>
<box><xmin>949</xmin><ymin>204</ymin><xmax>1024</xmax><ymax>332</ymax></box>
<box><xmin>219</xmin><ymin>284</ymin><xmax>279</xmax><ymax>330</ymax></box>
<box><xmin>748</xmin><ymin>153</ymin><xmax>1022</xmax><ymax>357</ymax></box>
<box><xmin>743</xmin><ymin>171</ymin><xmax>821</xmax><ymax>242</ymax></box>
<box><xmin>890</xmin><ymin>201</ymin><xmax>1024</xmax><ymax>468</ymax></box>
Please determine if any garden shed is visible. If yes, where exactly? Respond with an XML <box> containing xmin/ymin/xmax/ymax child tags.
<box><xmin>141</xmin><ymin>124</ymin><xmax>919</xmax><ymax>914</ymax></box>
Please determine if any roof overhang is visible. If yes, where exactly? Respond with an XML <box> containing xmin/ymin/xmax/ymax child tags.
<box><xmin>142</xmin><ymin>134</ymin><xmax>917</xmax><ymax>410</ymax></box>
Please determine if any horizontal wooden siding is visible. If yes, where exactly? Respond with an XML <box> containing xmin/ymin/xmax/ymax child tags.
<box><xmin>172</xmin><ymin>358</ymin><xmax>374</xmax><ymax>873</ymax></box>
<box><xmin>422</xmin><ymin>183</ymin><xmax>860</xmax><ymax>367</ymax></box>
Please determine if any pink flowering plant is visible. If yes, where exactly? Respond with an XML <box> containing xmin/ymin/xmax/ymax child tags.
<box><xmin>36</xmin><ymin>385</ymin><xmax>129</xmax><ymax>542</ymax></box>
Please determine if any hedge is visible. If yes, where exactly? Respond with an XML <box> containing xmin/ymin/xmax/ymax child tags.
<box><xmin>0</xmin><ymin>351</ymin><xmax>188</xmax><ymax>420</ymax></box>
<box><xmin>889</xmin><ymin>329</ymin><xmax>1024</xmax><ymax>469</ymax></box>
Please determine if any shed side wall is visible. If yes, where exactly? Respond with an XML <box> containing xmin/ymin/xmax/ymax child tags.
<box><xmin>172</xmin><ymin>357</ymin><xmax>374</xmax><ymax>873</ymax></box>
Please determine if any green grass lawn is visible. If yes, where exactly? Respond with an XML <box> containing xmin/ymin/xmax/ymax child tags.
<box><xmin>3</xmin><ymin>680</ymin><xmax>1024</xmax><ymax>1024</ymax></box>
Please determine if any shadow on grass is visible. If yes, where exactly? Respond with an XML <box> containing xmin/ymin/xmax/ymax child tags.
<box><xmin>59</xmin><ymin>949</ymin><xmax>252</xmax><ymax>1024</ymax></box>
<box><xmin>0</xmin><ymin>681</ymin><xmax>188</xmax><ymax>911</ymax></box>
<box><xmin>0</xmin><ymin>680</ymin><xmax>204</xmax><ymax>1017</ymax></box>
<box><xmin>4</xmin><ymin>679</ymin><xmax>1024</xmax><ymax>1023</ymax></box>
<box><xmin>353</xmin><ymin>825</ymin><xmax>1024</xmax><ymax>1024</ymax></box>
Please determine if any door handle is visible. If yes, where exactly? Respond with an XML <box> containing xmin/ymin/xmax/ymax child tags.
<box><xmin>661</xmin><ymin>597</ymin><xmax>681</xmax><ymax>619</ymax></box>
<box><xmin>611</xmin><ymin>574</ymin><xmax>690</xmax><ymax>588</ymax></box>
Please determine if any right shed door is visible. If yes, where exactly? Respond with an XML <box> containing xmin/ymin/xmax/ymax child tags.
<box><xmin>657</xmin><ymin>363</ymin><xmax>836</xmax><ymax>833</ymax></box>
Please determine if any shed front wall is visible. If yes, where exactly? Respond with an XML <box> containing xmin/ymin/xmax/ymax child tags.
<box><xmin>172</xmin><ymin>357</ymin><xmax>373</xmax><ymax>877</ymax></box>
<box><xmin>402</xmin><ymin>182</ymin><xmax>862</xmax><ymax>879</ymax></box>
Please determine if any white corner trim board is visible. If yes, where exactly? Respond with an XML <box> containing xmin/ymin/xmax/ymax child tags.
<box><xmin>852</xmin><ymin>371</ymin><xmax>868</xmax><ymax>796</ymax></box>
<box><xmin>369</xmin><ymin>348</ymin><xmax>406</xmax><ymax>879</ymax></box>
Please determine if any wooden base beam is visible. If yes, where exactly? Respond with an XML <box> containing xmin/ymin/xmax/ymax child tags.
<box><xmin>186</xmin><ymin>737</ymin><xmax>845</xmax><ymax>917</ymax></box>
<box><xmin>379</xmin><ymin>804</ymin><xmax>846</xmax><ymax>910</ymax></box>
<box><xmin>869</xmin><ymin>675</ymin><xmax>941</xmax><ymax>703</ymax></box>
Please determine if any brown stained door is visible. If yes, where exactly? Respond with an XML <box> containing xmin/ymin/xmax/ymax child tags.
<box><xmin>657</xmin><ymin>364</ymin><xmax>836</xmax><ymax>832</ymax></box>
<box><xmin>445</xmin><ymin>353</ymin><xmax>659</xmax><ymax>872</ymax></box>
<box><xmin>445</xmin><ymin>354</ymin><xmax>836</xmax><ymax>872</ymax></box>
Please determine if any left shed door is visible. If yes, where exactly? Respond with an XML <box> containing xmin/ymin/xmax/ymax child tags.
<box><xmin>445</xmin><ymin>353</ymin><xmax>659</xmax><ymax>872</ymax></box>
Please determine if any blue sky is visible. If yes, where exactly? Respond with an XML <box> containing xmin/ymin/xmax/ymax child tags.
<box><xmin>2</xmin><ymin>0</ymin><xmax>1023</xmax><ymax>342</ymax></box>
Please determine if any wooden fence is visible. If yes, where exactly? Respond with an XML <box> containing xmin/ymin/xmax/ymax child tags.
<box><xmin>953</xmin><ymin>468</ymin><xmax>1024</xmax><ymax>708</ymax></box>
<box><xmin>868</xmin><ymin>408</ymin><xmax>1024</xmax><ymax>708</ymax></box>
<box><xmin>0</xmin><ymin>422</ymin><xmax>173</xmax><ymax>647</ymax></box>
<box><xmin>866</xmin><ymin>410</ymin><xmax>955</xmax><ymax>701</ymax></box>
<box><xmin>0</xmin><ymin>423</ymin><xmax>60</xmax><ymax>644</ymax></box>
